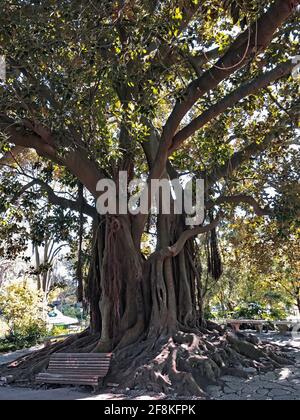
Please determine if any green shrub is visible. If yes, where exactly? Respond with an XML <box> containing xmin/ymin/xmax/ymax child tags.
<box><xmin>0</xmin><ymin>283</ymin><xmax>47</xmax><ymax>350</ymax></box>
<box><xmin>61</xmin><ymin>304</ymin><xmax>87</xmax><ymax>322</ymax></box>
<box><xmin>0</xmin><ymin>319</ymin><xmax>48</xmax><ymax>351</ymax></box>
<box><xmin>51</xmin><ymin>325</ymin><xmax>69</xmax><ymax>336</ymax></box>
<box><xmin>232</xmin><ymin>302</ymin><xmax>287</xmax><ymax>320</ymax></box>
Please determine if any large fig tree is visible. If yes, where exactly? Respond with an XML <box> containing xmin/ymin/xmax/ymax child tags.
<box><xmin>0</xmin><ymin>0</ymin><xmax>299</xmax><ymax>394</ymax></box>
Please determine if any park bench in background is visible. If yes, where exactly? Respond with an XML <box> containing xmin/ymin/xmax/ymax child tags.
<box><xmin>218</xmin><ymin>319</ymin><xmax>299</xmax><ymax>335</ymax></box>
<box><xmin>274</xmin><ymin>321</ymin><xmax>299</xmax><ymax>335</ymax></box>
<box><xmin>225</xmin><ymin>319</ymin><xmax>265</xmax><ymax>333</ymax></box>
<box><xmin>35</xmin><ymin>353</ymin><xmax>112</xmax><ymax>390</ymax></box>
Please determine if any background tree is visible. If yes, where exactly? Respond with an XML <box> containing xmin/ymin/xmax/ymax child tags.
<box><xmin>0</xmin><ymin>282</ymin><xmax>47</xmax><ymax>350</ymax></box>
<box><xmin>208</xmin><ymin>216</ymin><xmax>299</xmax><ymax>320</ymax></box>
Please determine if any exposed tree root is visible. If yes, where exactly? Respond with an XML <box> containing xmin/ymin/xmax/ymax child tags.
<box><xmin>0</xmin><ymin>327</ymin><xmax>294</xmax><ymax>396</ymax></box>
<box><xmin>109</xmin><ymin>328</ymin><xmax>294</xmax><ymax>397</ymax></box>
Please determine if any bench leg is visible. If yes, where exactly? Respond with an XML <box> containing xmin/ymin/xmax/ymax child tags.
<box><xmin>230</xmin><ymin>323</ymin><xmax>240</xmax><ymax>332</ymax></box>
<box><xmin>255</xmin><ymin>325</ymin><xmax>263</xmax><ymax>333</ymax></box>
<box><xmin>277</xmin><ymin>325</ymin><xmax>289</xmax><ymax>335</ymax></box>
<box><xmin>93</xmin><ymin>378</ymin><xmax>104</xmax><ymax>394</ymax></box>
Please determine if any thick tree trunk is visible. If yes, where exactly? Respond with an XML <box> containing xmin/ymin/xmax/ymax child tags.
<box><xmin>85</xmin><ymin>213</ymin><xmax>203</xmax><ymax>352</ymax></box>
<box><xmin>87</xmin><ymin>215</ymin><xmax>145</xmax><ymax>351</ymax></box>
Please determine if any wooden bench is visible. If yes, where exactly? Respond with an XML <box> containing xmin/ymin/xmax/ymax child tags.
<box><xmin>225</xmin><ymin>319</ymin><xmax>265</xmax><ymax>333</ymax></box>
<box><xmin>36</xmin><ymin>353</ymin><xmax>112</xmax><ymax>389</ymax></box>
<box><xmin>274</xmin><ymin>321</ymin><xmax>299</xmax><ymax>335</ymax></box>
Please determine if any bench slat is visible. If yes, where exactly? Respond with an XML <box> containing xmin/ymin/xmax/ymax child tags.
<box><xmin>50</xmin><ymin>358</ymin><xmax>111</xmax><ymax>361</ymax></box>
<box><xmin>47</xmin><ymin>366</ymin><xmax>109</xmax><ymax>375</ymax></box>
<box><xmin>37</xmin><ymin>374</ymin><xmax>100</xmax><ymax>379</ymax></box>
<box><xmin>49</xmin><ymin>360</ymin><xmax>110</xmax><ymax>364</ymax></box>
<box><xmin>35</xmin><ymin>352</ymin><xmax>112</xmax><ymax>388</ymax></box>
<box><xmin>48</xmin><ymin>360</ymin><xmax>110</xmax><ymax>363</ymax></box>
<box><xmin>48</xmin><ymin>366</ymin><xmax>109</xmax><ymax>375</ymax></box>
<box><xmin>49</xmin><ymin>360</ymin><xmax>111</xmax><ymax>364</ymax></box>
<box><xmin>49</xmin><ymin>362</ymin><xmax>110</xmax><ymax>366</ymax></box>
<box><xmin>36</xmin><ymin>379</ymin><xmax>99</xmax><ymax>385</ymax></box>
<box><xmin>48</xmin><ymin>366</ymin><xmax>110</xmax><ymax>370</ymax></box>
<box><xmin>51</xmin><ymin>353</ymin><xmax>112</xmax><ymax>358</ymax></box>
<box><xmin>47</xmin><ymin>371</ymin><xmax>109</xmax><ymax>376</ymax></box>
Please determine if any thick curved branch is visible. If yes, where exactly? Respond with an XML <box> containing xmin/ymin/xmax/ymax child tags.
<box><xmin>0</xmin><ymin>114</ymin><xmax>57</xmax><ymax>159</ymax></box>
<box><xmin>170</xmin><ymin>61</ymin><xmax>294</xmax><ymax>153</ymax></box>
<box><xmin>0</xmin><ymin>115</ymin><xmax>106</xmax><ymax>197</ymax></box>
<box><xmin>155</xmin><ymin>190</ymin><xmax>272</xmax><ymax>260</ymax></box>
<box><xmin>154</xmin><ymin>214</ymin><xmax>222</xmax><ymax>260</ymax></box>
<box><xmin>187</xmin><ymin>48</ymin><xmax>221</xmax><ymax>77</ymax></box>
<box><xmin>161</xmin><ymin>0</ymin><xmax>298</xmax><ymax>146</ymax></box>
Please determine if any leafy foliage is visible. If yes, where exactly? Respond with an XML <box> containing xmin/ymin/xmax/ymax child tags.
<box><xmin>0</xmin><ymin>282</ymin><xmax>47</xmax><ymax>350</ymax></box>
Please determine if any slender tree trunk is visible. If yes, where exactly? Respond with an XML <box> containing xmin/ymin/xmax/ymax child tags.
<box><xmin>296</xmin><ymin>297</ymin><xmax>300</xmax><ymax>317</ymax></box>
<box><xmin>34</xmin><ymin>245</ymin><xmax>42</xmax><ymax>291</ymax></box>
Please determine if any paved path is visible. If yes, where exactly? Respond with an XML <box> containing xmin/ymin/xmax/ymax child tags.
<box><xmin>0</xmin><ymin>387</ymin><xmax>90</xmax><ymax>400</ymax></box>
<box><xmin>0</xmin><ymin>386</ymin><xmax>165</xmax><ymax>401</ymax></box>
<box><xmin>0</xmin><ymin>345</ymin><xmax>43</xmax><ymax>366</ymax></box>
<box><xmin>207</xmin><ymin>333</ymin><xmax>300</xmax><ymax>400</ymax></box>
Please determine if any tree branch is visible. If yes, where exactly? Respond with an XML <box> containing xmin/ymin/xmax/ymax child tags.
<box><xmin>154</xmin><ymin>190</ymin><xmax>273</xmax><ymax>260</ymax></box>
<box><xmin>159</xmin><ymin>0</ymin><xmax>298</xmax><ymax>155</ymax></box>
<box><xmin>12</xmin><ymin>179</ymin><xmax>96</xmax><ymax>218</ymax></box>
<box><xmin>0</xmin><ymin>114</ymin><xmax>106</xmax><ymax>197</ymax></box>
<box><xmin>0</xmin><ymin>114</ymin><xmax>57</xmax><ymax>159</ymax></box>
<box><xmin>187</xmin><ymin>48</ymin><xmax>221</xmax><ymax>77</ymax></box>
<box><xmin>0</xmin><ymin>146</ymin><xmax>26</xmax><ymax>166</ymax></box>
<box><xmin>170</xmin><ymin>61</ymin><xmax>294</xmax><ymax>153</ymax></box>
<box><xmin>154</xmin><ymin>214</ymin><xmax>222</xmax><ymax>260</ymax></box>
<box><xmin>207</xmin><ymin>194</ymin><xmax>272</xmax><ymax>217</ymax></box>
<box><xmin>205</xmin><ymin>125</ymin><xmax>290</xmax><ymax>188</ymax></box>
